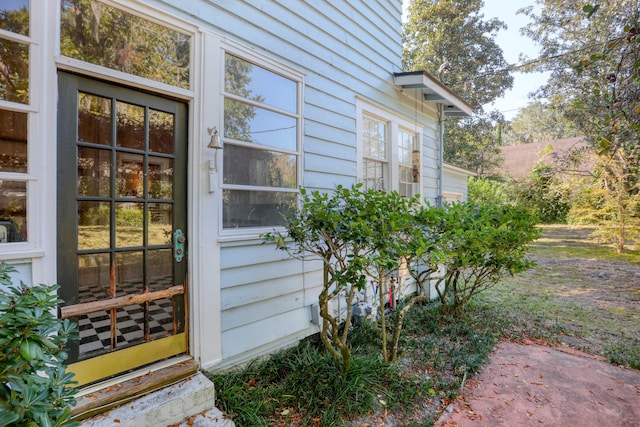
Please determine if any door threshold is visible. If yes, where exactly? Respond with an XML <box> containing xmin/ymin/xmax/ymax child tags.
<box><xmin>72</xmin><ymin>356</ymin><xmax>198</xmax><ymax>421</ymax></box>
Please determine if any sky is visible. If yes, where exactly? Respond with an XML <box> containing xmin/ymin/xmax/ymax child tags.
<box><xmin>403</xmin><ymin>0</ymin><xmax>549</xmax><ymax>120</ymax></box>
<box><xmin>4</xmin><ymin>0</ymin><xmax>29</xmax><ymax>11</ymax></box>
<box><xmin>480</xmin><ymin>0</ymin><xmax>549</xmax><ymax>120</ymax></box>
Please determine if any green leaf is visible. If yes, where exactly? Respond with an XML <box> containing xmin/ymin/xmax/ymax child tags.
<box><xmin>0</xmin><ymin>412</ymin><xmax>20</xmax><ymax>426</ymax></box>
<box><xmin>19</xmin><ymin>339</ymin><xmax>42</xmax><ymax>361</ymax></box>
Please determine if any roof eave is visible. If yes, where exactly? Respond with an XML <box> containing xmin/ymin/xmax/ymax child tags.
<box><xmin>393</xmin><ymin>71</ymin><xmax>474</xmax><ymax>117</ymax></box>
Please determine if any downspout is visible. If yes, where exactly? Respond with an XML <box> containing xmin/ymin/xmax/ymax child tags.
<box><xmin>437</xmin><ymin>103</ymin><xmax>444</xmax><ymax>207</ymax></box>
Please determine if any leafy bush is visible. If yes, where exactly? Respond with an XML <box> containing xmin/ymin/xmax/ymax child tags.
<box><xmin>468</xmin><ymin>176</ymin><xmax>515</xmax><ymax>206</ymax></box>
<box><xmin>264</xmin><ymin>185</ymin><xmax>420</xmax><ymax>373</ymax></box>
<box><xmin>514</xmin><ymin>164</ymin><xmax>570</xmax><ymax>224</ymax></box>
<box><xmin>431</xmin><ymin>203</ymin><xmax>540</xmax><ymax>314</ymax></box>
<box><xmin>0</xmin><ymin>262</ymin><xmax>79</xmax><ymax>427</ymax></box>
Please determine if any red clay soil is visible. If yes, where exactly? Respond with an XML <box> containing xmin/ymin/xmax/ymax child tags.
<box><xmin>436</xmin><ymin>341</ymin><xmax>640</xmax><ymax>427</ymax></box>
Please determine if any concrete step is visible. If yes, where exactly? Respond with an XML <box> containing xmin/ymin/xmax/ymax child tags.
<box><xmin>80</xmin><ymin>373</ymin><xmax>235</xmax><ymax>427</ymax></box>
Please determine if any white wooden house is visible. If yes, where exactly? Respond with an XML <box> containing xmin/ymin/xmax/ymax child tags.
<box><xmin>0</xmin><ymin>0</ymin><xmax>471</xmax><ymax>417</ymax></box>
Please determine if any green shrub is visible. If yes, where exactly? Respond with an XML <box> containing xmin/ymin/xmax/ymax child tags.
<box><xmin>0</xmin><ymin>262</ymin><xmax>79</xmax><ymax>427</ymax></box>
<box><xmin>432</xmin><ymin>203</ymin><xmax>540</xmax><ymax>314</ymax></box>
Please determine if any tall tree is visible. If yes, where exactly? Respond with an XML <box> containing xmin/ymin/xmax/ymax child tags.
<box><xmin>403</xmin><ymin>0</ymin><xmax>514</xmax><ymax>172</ymax></box>
<box><xmin>503</xmin><ymin>101</ymin><xmax>581</xmax><ymax>145</ymax></box>
<box><xmin>521</xmin><ymin>0</ymin><xmax>640</xmax><ymax>252</ymax></box>
<box><xmin>444</xmin><ymin>110</ymin><xmax>506</xmax><ymax>176</ymax></box>
<box><xmin>403</xmin><ymin>0</ymin><xmax>513</xmax><ymax>108</ymax></box>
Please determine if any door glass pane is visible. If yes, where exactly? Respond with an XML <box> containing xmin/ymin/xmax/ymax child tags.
<box><xmin>0</xmin><ymin>38</ymin><xmax>29</xmax><ymax>104</ymax></box>
<box><xmin>78</xmin><ymin>93</ymin><xmax>112</xmax><ymax>145</ymax></box>
<box><xmin>115</xmin><ymin>202</ymin><xmax>143</xmax><ymax>247</ymax></box>
<box><xmin>116</xmin><ymin>153</ymin><xmax>144</xmax><ymax>198</ymax></box>
<box><xmin>225</xmin><ymin>53</ymin><xmax>296</xmax><ymax>113</ymax></box>
<box><xmin>60</xmin><ymin>0</ymin><xmax>190</xmax><ymax>89</ymax></box>
<box><xmin>148</xmin><ymin>157</ymin><xmax>173</xmax><ymax>199</ymax></box>
<box><xmin>149</xmin><ymin>109</ymin><xmax>174</xmax><ymax>154</ymax></box>
<box><xmin>78</xmin><ymin>253</ymin><xmax>110</xmax><ymax>303</ymax></box>
<box><xmin>148</xmin><ymin>249</ymin><xmax>172</xmax><ymax>290</ymax></box>
<box><xmin>116</xmin><ymin>101</ymin><xmax>145</xmax><ymax>150</ymax></box>
<box><xmin>150</xmin><ymin>250</ymin><xmax>176</xmax><ymax>342</ymax></box>
<box><xmin>78</xmin><ymin>201</ymin><xmax>110</xmax><ymax>250</ymax></box>
<box><xmin>0</xmin><ymin>0</ymin><xmax>29</xmax><ymax>36</ymax></box>
<box><xmin>224</xmin><ymin>145</ymin><xmax>296</xmax><ymax>188</ymax></box>
<box><xmin>78</xmin><ymin>147</ymin><xmax>111</xmax><ymax>197</ymax></box>
<box><xmin>0</xmin><ymin>180</ymin><xmax>26</xmax><ymax>243</ymax></box>
<box><xmin>148</xmin><ymin>204</ymin><xmax>172</xmax><ymax>246</ymax></box>
<box><xmin>116</xmin><ymin>251</ymin><xmax>143</xmax><ymax>295</ymax></box>
<box><xmin>0</xmin><ymin>109</ymin><xmax>27</xmax><ymax>173</ymax></box>
<box><xmin>79</xmin><ymin>309</ymin><xmax>112</xmax><ymax>357</ymax></box>
<box><xmin>149</xmin><ymin>298</ymin><xmax>174</xmax><ymax>340</ymax></box>
<box><xmin>224</xmin><ymin>98</ymin><xmax>296</xmax><ymax>150</ymax></box>
<box><xmin>117</xmin><ymin>304</ymin><xmax>144</xmax><ymax>346</ymax></box>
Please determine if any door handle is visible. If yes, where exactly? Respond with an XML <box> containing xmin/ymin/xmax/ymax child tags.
<box><xmin>173</xmin><ymin>229</ymin><xmax>185</xmax><ymax>262</ymax></box>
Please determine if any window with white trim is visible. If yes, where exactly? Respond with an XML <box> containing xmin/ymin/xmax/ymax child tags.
<box><xmin>0</xmin><ymin>1</ymin><xmax>30</xmax><ymax>243</ymax></box>
<box><xmin>222</xmin><ymin>52</ymin><xmax>301</xmax><ymax>229</ymax></box>
<box><xmin>358</xmin><ymin>101</ymin><xmax>421</xmax><ymax>197</ymax></box>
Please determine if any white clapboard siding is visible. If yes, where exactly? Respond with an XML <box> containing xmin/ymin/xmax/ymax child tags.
<box><xmin>152</xmin><ymin>0</ymin><xmax>443</xmax><ymax>367</ymax></box>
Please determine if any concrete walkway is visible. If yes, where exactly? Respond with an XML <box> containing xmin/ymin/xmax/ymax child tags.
<box><xmin>436</xmin><ymin>341</ymin><xmax>640</xmax><ymax>426</ymax></box>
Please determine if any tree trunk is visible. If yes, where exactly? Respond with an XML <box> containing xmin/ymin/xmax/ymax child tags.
<box><xmin>378</xmin><ymin>271</ymin><xmax>388</xmax><ymax>363</ymax></box>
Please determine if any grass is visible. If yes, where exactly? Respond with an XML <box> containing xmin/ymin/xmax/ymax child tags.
<box><xmin>483</xmin><ymin>225</ymin><xmax>640</xmax><ymax>365</ymax></box>
<box><xmin>207</xmin><ymin>224</ymin><xmax>640</xmax><ymax>426</ymax></box>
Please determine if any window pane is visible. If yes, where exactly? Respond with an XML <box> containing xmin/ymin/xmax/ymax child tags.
<box><xmin>0</xmin><ymin>38</ymin><xmax>29</xmax><ymax>104</ymax></box>
<box><xmin>78</xmin><ymin>201</ymin><xmax>110</xmax><ymax>250</ymax></box>
<box><xmin>399</xmin><ymin>166</ymin><xmax>414</xmax><ymax>197</ymax></box>
<box><xmin>0</xmin><ymin>109</ymin><xmax>27</xmax><ymax>173</ymax></box>
<box><xmin>116</xmin><ymin>153</ymin><xmax>144</xmax><ymax>198</ymax></box>
<box><xmin>223</xmin><ymin>189</ymin><xmax>296</xmax><ymax>228</ymax></box>
<box><xmin>60</xmin><ymin>0</ymin><xmax>190</xmax><ymax>89</ymax></box>
<box><xmin>0</xmin><ymin>180</ymin><xmax>26</xmax><ymax>243</ymax></box>
<box><xmin>78</xmin><ymin>147</ymin><xmax>111</xmax><ymax>197</ymax></box>
<box><xmin>116</xmin><ymin>101</ymin><xmax>145</xmax><ymax>150</ymax></box>
<box><xmin>363</xmin><ymin>117</ymin><xmax>386</xmax><ymax>159</ymax></box>
<box><xmin>115</xmin><ymin>202</ymin><xmax>143</xmax><ymax>247</ymax></box>
<box><xmin>225</xmin><ymin>53</ymin><xmax>297</xmax><ymax>113</ymax></box>
<box><xmin>149</xmin><ymin>109</ymin><xmax>174</xmax><ymax>154</ymax></box>
<box><xmin>363</xmin><ymin>159</ymin><xmax>384</xmax><ymax>191</ymax></box>
<box><xmin>224</xmin><ymin>98</ymin><xmax>296</xmax><ymax>151</ymax></box>
<box><xmin>0</xmin><ymin>1</ymin><xmax>29</xmax><ymax>36</ymax></box>
<box><xmin>398</xmin><ymin>131</ymin><xmax>415</xmax><ymax>166</ymax></box>
<box><xmin>78</xmin><ymin>93</ymin><xmax>112</xmax><ymax>145</ymax></box>
<box><xmin>148</xmin><ymin>157</ymin><xmax>173</xmax><ymax>199</ymax></box>
<box><xmin>224</xmin><ymin>145</ymin><xmax>296</xmax><ymax>188</ymax></box>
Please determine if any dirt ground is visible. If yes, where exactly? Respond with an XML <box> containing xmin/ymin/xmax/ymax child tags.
<box><xmin>435</xmin><ymin>340</ymin><xmax>640</xmax><ymax>426</ymax></box>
